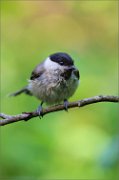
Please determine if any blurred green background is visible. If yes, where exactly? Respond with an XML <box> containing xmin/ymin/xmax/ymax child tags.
<box><xmin>1</xmin><ymin>1</ymin><xmax>118</xmax><ymax>179</ymax></box>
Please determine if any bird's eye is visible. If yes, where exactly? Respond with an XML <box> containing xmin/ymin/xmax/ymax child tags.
<box><xmin>60</xmin><ymin>61</ymin><xmax>64</xmax><ymax>65</ymax></box>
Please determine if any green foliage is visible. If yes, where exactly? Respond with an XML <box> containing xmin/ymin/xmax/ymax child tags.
<box><xmin>1</xmin><ymin>1</ymin><xmax>118</xmax><ymax>179</ymax></box>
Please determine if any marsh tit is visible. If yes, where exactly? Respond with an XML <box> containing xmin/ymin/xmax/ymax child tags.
<box><xmin>11</xmin><ymin>52</ymin><xmax>80</xmax><ymax>115</ymax></box>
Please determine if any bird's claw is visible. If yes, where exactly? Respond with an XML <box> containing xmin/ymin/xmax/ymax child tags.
<box><xmin>37</xmin><ymin>101</ymin><xmax>44</xmax><ymax>118</ymax></box>
<box><xmin>64</xmin><ymin>99</ymin><xmax>69</xmax><ymax>112</ymax></box>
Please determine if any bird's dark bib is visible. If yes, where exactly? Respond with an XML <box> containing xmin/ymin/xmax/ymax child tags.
<box><xmin>61</xmin><ymin>69</ymin><xmax>73</xmax><ymax>80</ymax></box>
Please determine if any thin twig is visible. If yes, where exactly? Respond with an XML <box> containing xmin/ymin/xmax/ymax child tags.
<box><xmin>0</xmin><ymin>95</ymin><xmax>119</xmax><ymax>126</ymax></box>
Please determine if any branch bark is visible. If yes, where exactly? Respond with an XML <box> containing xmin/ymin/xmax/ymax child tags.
<box><xmin>0</xmin><ymin>95</ymin><xmax>119</xmax><ymax>126</ymax></box>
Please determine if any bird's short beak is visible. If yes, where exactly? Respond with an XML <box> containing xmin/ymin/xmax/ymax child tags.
<box><xmin>73</xmin><ymin>69</ymin><xmax>80</xmax><ymax>79</ymax></box>
<box><xmin>67</xmin><ymin>66</ymin><xmax>80</xmax><ymax>79</ymax></box>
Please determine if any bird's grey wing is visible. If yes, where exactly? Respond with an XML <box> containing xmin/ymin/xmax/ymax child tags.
<box><xmin>30</xmin><ymin>62</ymin><xmax>45</xmax><ymax>80</ymax></box>
<box><xmin>10</xmin><ymin>62</ymin><xmax>45</xmax><ymax>97</ymax></box>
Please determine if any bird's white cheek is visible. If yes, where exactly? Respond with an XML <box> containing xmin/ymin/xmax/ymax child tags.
<box><xmin>44</xmin><ymin>57</ymin><xmax>60</xmax><ymax>70</ymax></box>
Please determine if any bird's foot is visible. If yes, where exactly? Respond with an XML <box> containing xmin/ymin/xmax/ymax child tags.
<box><xmin>64</xmin><ymin>99</ymin><xmax>69</xmax><ymax>112</ymax></box>
<box><xmin>36</xmin><ymin>101</ymin><xmax>44</xmax><ymax>118</ymax></box>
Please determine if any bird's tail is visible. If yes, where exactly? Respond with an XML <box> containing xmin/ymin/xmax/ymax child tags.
<box><xmin>9</xmin><ymin>86</ymin><xmax>32</xmax><ymax>97</ymax></box>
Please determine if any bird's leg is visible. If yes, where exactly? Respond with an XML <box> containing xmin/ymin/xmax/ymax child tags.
<box><xmin>37</xmin><ymin>101</ymin><xmax>44</xmax><ymax>118</ymax></box>
<box><xmin>64</xmin><ymin>99</ymin><xmax>69</xmax><ymax>112</ymax></box>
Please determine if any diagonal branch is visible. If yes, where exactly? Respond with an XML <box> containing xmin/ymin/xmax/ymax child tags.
<box><xmin>0</xmin><ymin>95</ymin><xmax>119</xmax><ymax>126</ymax></box>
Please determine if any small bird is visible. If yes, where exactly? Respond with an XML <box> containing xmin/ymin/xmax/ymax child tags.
<box><xmin>11</xmin><ymin>52</ymin><xmax>80</xmax><ymax>116</ymax></box>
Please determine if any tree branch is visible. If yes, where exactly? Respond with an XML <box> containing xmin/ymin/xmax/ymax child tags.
<box><xmin>0</xmin><ymin>95</ymin><xmax>119</xmax><ymax>126</ymax></box>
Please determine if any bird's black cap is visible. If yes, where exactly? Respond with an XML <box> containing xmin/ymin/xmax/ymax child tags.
<box><xmin>50</xmin><ymin>52</ymin><xmax>74</xmax><ymax>66</ymax></box>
